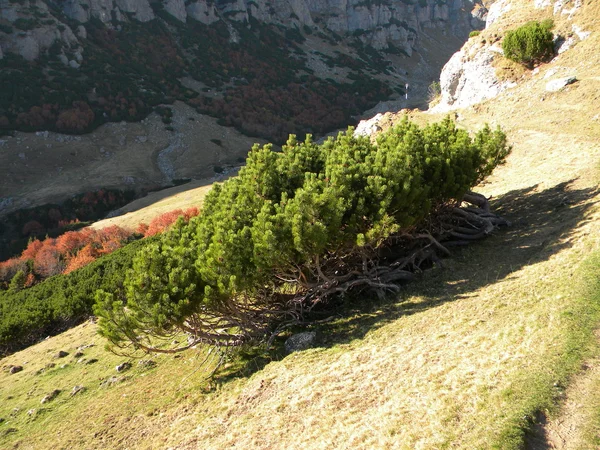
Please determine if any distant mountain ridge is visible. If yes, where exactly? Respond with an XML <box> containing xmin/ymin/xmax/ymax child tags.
<box><xmin>1</xmin><ymin>0</ymin><xmax>485</xmax><ymax>62</ymax></box>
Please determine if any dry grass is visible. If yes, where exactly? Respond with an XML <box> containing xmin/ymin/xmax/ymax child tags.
<box><xmin>90</xmin><ymin>179</ymin><xmax>215</xmax><ymax>231</ymax></box>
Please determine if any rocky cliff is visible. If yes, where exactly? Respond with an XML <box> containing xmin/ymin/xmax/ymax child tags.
<box><xmin>0</xmin><ymin>0</ymin><xmax>485</xmax><ymax>63</ymax></box>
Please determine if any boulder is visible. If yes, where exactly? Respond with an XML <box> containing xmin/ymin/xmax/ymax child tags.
<box><xmin>71</xmin><ymin>385</ymin><xmax>85</xmax><ymax>396</ymax></box>
<box><xmin>354</xmin><ymin>113</ymin><xmax>383</xmax><ymax>137</ymax></box>
<box><xmin>284</xmin><ymin>331</ymin><xmax>318</xmax><ymax>354</ymax></box>
<box><xmin>9</xmin><ymin>365</ymin><xmax>23</xmax><ymax>374</ymax></box>
<box><xmin>545</xmin><ymin>76</ymin><xmax>577</xmax><ymax>92</ymax></box>
<box><xmin>40</xmin><ymin>389</ymin><xmax>61</xmax><ymax>404</ymax></box>
<box><xmin>116</xmin><ymin>362</ymin><xmax>132</xmax><ymax>372</ymax></box>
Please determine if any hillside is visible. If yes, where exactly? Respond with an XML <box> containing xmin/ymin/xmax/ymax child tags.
<box><xmin>2</xmin><ymin>0</ymin><xmax>600</xmax><ymax>448</ymax></box>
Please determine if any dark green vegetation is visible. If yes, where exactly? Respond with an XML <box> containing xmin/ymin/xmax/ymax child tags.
<box><xmin>0</xmin><ymin>16</ymin><xmax>392</xmax><ymax>143</ymax></box>
<box><xmin>0</xmin><ymin>189</ymin><xmax>135</xmax><ymax>261</ymax></box>
<box><xmin>502</xmin><ymin>20</ymin><xmax>555</xmax><ymax>68</ymax></box>
<box><xmin>96</xmin><ymin>118</ymin><xmax>510</xmax><ymax>354</ymax></box>
<box><xmin>0</xmin><ymin>237</ymin><xmax>154</xmax><ymax>357</ymax></box>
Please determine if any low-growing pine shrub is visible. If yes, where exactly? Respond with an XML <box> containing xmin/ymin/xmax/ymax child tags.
<box><xmin>502</xmin><ymin>20</ymin><xmax>554</xmax><ymax>68</ymax></box>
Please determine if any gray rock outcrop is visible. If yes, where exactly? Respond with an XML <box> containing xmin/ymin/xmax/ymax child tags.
<box><xmin>186</xmin><ymin>1</ymin><xmax>219</xmax><ymax>24</ymax></box>
<box><xmin>164</xmin><ymin>0</ymin><xmax>187</xmax><ymax>22</ymax></box>
<box><xmin>431</xmin><ymin>44</ymin><xmax>514</xmax><ymax>113</ymax></box>
<box><xmin>0</xmin><ymin>0</ymin><xmax>484</xmax><ymax>62</ymax></box>
<box><xmin>115</xmin><ymin>0</ymin><xmax>154</xmax><ymax>22</ymax></box>
<box><xmin>9</xmin><ymin>365</ymin><xmax>23</xmax><ymax>374</ymax></box>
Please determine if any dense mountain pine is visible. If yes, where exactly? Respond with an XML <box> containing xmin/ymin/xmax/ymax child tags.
<box><xmin>96</xmin><ymin>118</ymin><xmax>510</xmax><ymax>354</ymax></box>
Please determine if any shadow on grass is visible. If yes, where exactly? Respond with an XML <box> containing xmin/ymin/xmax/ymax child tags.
<box><xmin>213</xmin><ymin>180</ymin><xmax>598</xmax><ymax>385</ymax></box>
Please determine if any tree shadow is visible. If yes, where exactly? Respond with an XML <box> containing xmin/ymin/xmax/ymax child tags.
<box><xmin>213</xmin><ymin>179</ymin><xmax>598</xmax><ymax>384</ymax></box>
<box><xmin>316</xmin><ymin>179</ymin><xmax>598</xmax><ymax>347</ymax></box>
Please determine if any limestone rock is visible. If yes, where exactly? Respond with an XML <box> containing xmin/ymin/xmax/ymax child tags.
<box><xmin>55</xmin><ymin>350</ymin><xmax>69</xmax><ymax>358</ymax></box>
<box><xmin>115</xmin><ymin>0</ymin><xmax>154</xmax><ymax>22</ymax></box>
<box><xmin>431</xmin><ymin>45</ymin><xmax>514</xmax><ymax>113</ymax></box>
<box><xmin>285</xmin><ymin>331</ymin><xmax>318</xmax><ymax>353</ymax></box>
<box><xmin>76</xmin><ymin>25</ymin><xmax>87</xmax><ymax>39</ymax></box>
<box><xmin>14</xmin><ymin>35</ymin><xmax>40</xmax><ymax>61</ymax></box>
<box><xmin>0</xmin><ymin>0</ymin><xmax>482</xmax><ymax>63</ymax></box>
<box><xmin>164</xmin><ymin>0</ymin><xmax>187</xmax><ymax>22</ymax></box>
<box><xmin>545</xmin><ymin>76</ymin><xmax>577</xmax><ymax>92</ymax></box>
<box><xmin>354</xmin><ymin>113</ymin><xmax>383</xmax><ymax>137</ymax></box>
<box><xmin>186</xmin><ymin>1</ymin><xmax>219</xmax><ymax>24</ymax></box>
<box><xmin>486</xmin><ymin>0</ymin><xmax>511</xmax><ymax>27</ymax></box>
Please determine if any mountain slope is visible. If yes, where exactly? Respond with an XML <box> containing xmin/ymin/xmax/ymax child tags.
<box><xmin>2</xmin><ymin>0</ymin><xmax>600</xmax><ymax>448</ymax></box>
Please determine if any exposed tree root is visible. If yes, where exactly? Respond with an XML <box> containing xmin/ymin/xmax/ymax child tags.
<box><xmin>126</xmin><ymin>192</ymin><xmax>509</xmax><ymax>354</ymax></box>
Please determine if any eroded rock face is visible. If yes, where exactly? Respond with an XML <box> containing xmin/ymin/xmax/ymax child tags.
<box><xmin>164</xmin><ymin>0</ymin><xmax>187</xmax><ymax>22</ymax></box>
<box><xmin>115</xmin><ymin>0</ymin><xmax>154</xmax><ymax>22</ymax></box>
<box><xmin>431</xmin><ymin>44</ymin><xmax>514</xmax><ymax>113</ymax></box>
<box><xmin>0</xmin><ymin>0</ymin><xmax>484</xmax><ymax>62</ymax></box>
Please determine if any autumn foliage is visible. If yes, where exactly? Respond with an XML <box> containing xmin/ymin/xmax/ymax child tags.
<box><xmin>0</xmin><ymin>206</ymin><xmax>200</xmax><ymax>289</ymax></box>
<box><xmin>137</xmin><ymin>207</ymin><xmax>199</xmax><ymax>237</ymax></box>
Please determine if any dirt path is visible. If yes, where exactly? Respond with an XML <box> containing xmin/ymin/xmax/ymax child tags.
<box><xmin>528</xmin><ymin>350</ymin><xmax>600</xmax><ymax>450</ymax></box>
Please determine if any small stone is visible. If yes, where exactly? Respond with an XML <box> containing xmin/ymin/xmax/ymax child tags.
<box><xmin>116</xmin><ymin>362</ymin><xmax>132</xmax><ymax>373</ymax></box>
<box><xmin>71</xmin><ymin>385</ymin><xmax>85</xmax><ymax>396</ymax></box>
<box><xmin>138</xmin><ymin>360</ymin><xmax>157</xmax><ymax>369</ymax></box>
<box><xmin>55</xmin><ymin>351</ymin><xmax>69</xmax><ymax>359</ymax></box>
<box><xmin>284</xmin><ymin>332</ymin><xmax>319</xmax><ymax>354</ymax></box>
<box><xmin>86</xmin><ymin>358</ymin><xmax>98</xmax><ymax>365</ymax></box>
<box><xmin>9</xmin><ymin>365</ymin><xmax>23</xmax><ymax>374</ymax></box>
<box><xmin>74</xmin><ymin>351</ymin><xmax>84</xmax><ymax>358</ymax></box>
<box><xmin>41</xmin><ymin>389</ymin><xmax>61</xmax><ymax>404</ymax></box>
<box><xmin>27</xmin><ymin>409</ymin><xmax>35</xmax><ymax>416</ymax></box>
<box><xmin>100</xmin><ymin>376</ymin><xmax>121</xmax><ymax>388</ymax></box>
<box><xmin>545</xmin><ymin>76</ymin><xmax>577</xmax><ymax>92</ymax></box>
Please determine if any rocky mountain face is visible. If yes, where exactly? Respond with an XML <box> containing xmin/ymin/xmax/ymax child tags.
<box><xmin>0</xmin><ymin>0</ymin><xmax>484</xmax><ymax>63</ymax></box>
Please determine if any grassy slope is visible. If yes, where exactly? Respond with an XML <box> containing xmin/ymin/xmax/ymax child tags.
<box><xmin>2</xmin><ymin>2</ymin><xmax>600</xmax><ymax>449</ymax></box>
